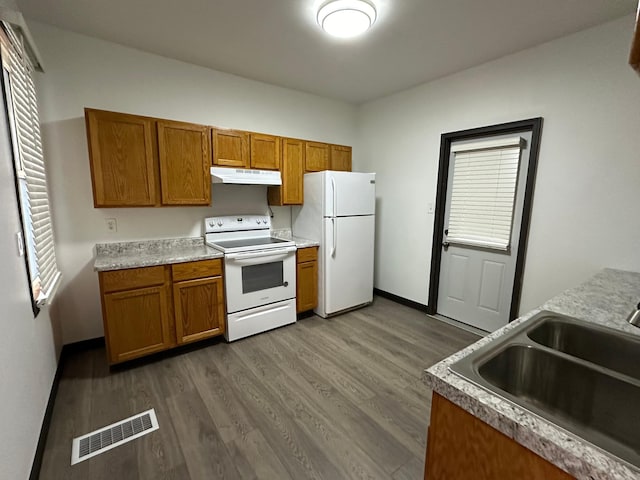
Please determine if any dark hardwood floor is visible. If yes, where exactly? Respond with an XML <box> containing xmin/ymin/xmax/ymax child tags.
<box><xmin>39</xmin><ymin>296</ymin><xmax>479</xmax><ymax>479</ymax></box>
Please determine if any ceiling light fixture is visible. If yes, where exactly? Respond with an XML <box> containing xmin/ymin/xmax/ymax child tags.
<box><xmin>317</xmin><ymin>0</ymin><xmax>377</xmax><ymax>39</ymax></box>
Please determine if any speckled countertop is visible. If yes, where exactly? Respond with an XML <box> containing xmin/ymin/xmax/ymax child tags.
<box><xmin>94</xmin><ymin>237</ymin><xmax>223</xmax><ymax>272</ymax></box>
<box><xmin>424</xmin><ymin>268</ymin><xmax>640</xmax><ymax>480</ymax></box>
<box><xmin>94</xmin><ymin>233</ymin><xmax>319</xmax><ymax>272</ymax></box>
<box><xmin>272</xmin><ymin>229</ymin><xmax>320</xmax><ymax>248</ymax></box>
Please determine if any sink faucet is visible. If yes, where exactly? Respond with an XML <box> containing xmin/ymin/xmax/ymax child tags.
<box><xmin>627</xmin><ymin>302</ymin><xmax>640</xmax><ymax>327</ymax></box>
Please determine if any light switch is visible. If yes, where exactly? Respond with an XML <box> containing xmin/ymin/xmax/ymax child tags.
<box><xmin>105</xmin><ymin>218</ymin><xmax>117</xmax><ymax>233</ymax></box>
<box><xmin>16</xmin><ymin>231</ymin><xmax>24</xmax><ymax>256</ymax></box>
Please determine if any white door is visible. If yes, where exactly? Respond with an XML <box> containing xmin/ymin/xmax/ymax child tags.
<box><xmin>322</xmin><ymin>215</ymin><xmax>375</xmax><ymax>316</ymax></box>
<box><xmin>324</xmin><ymin>171</ymin><xmax>376</xmax><ymax>217</ymax></box>
<box><xmin>437</xmin><ymin>132</ymin><xmax>533</xmax><ymax>332</ymax></box>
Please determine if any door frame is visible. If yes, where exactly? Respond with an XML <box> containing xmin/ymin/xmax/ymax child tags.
<box><xmin>427</xmin><ymin>118</ymin><xmax>543</xmax><ymax>322</ymax></box>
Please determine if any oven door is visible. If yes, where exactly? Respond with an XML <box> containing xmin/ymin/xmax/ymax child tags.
<box><xmin>224</xmin><ymin>246</ymin><xmax>297</xmax><ymax>313</ymax></box>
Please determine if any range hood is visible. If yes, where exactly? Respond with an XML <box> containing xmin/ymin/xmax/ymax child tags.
<box><xmin>210</xmin><ymin>166</ymin><xmax>282</xmax><ymax>186</ymax></box>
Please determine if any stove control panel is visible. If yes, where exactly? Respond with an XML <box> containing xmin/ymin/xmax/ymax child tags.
<box><xmin>205</xmin><ymin>215</ymin><xmax>271</xmax><ymax>233</ymax></box>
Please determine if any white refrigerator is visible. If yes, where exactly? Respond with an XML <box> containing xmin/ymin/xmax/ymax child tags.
<box><xmin>292</xmin><ymin>171</ymin><xmax>376</xmax><ymax>318</ymax></box>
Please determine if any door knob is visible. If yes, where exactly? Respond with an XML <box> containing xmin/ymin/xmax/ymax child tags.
<box><xmin>442</xmin><ymin>241</ymin><xmax>450</xmax><ymax>251</ymax></box>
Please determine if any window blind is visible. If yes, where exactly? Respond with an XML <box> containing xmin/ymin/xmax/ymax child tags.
<box><xmin>446</xmin><ymin>137</ymin><xmax>524</xmax><ymax>251</ymax></box>
<box><xmin>3</xmin><ymin>23</ymin><xmax>60</xmax><ymax>305</ymax></box>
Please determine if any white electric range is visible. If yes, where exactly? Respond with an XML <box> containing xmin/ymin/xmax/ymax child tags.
<box><xmin>204</xmin><ymin>215</ymin><xmax>297</xmax><ymax>341</ymax></box>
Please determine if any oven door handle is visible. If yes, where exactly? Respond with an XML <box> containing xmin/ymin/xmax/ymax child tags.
<box><xmin>225</xmin><ymin>246</ymin><xmax>297</xmax><ymax>261</ymax></box>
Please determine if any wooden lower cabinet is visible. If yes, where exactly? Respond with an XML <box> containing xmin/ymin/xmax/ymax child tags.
<box><xmin>296</xmin><ymin>247</ymin><xmax>318</xmax><ymax>313</ymax></box>
<box><xmin>173</xmin><ymin>276</ymin><xmax>225</xmax><ymax>344</ymax></box>
<box><xmin>102</xmin><ymin>284</ymin><xmax>172</xmax><ymax>364</ymax></box>
<box><xmin>99</xmin><ymin>259</ymin><xmax>226</xmax><ymax>365</ymax></box>
<box><xmin>424</xmin><ymin>393</ymin><xmax>575</xmax><ymax>480</ymax></box>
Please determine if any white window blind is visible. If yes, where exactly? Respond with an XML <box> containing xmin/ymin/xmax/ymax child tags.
<box><xmin>446</xmin><ymin>137</ymin><xmax>524</xmax><ymax>251</ymax></box>
<box><xmin>2</xmin><ymin>23</ymin><xmax>60</xmax><ymax>306</ymax></box>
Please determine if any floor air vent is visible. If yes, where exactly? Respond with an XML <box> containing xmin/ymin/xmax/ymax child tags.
<box><xmin>71</xmin><ymin>409</ymin><xmax>159</xmax><ymax>465</ymax></box>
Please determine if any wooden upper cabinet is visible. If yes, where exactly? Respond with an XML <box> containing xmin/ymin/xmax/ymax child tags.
<box><xmin>330</xmin><ymin>145</ymin><xmax>352</xmax><ymax>171</ymax></box>
<box><xmin>250</xmin><ymin>133</ymin><xmax>281</xmax><ymax>170</ymax></box>
<box><xmin>305</xmin><ymin>141</ymin><xmax>330</xmax><ymax>172</ymax></box>
<box><xmin>86</xmin><ymin>109</ymin><xmax>158</xmax><ymax>207</ymax></box>
<box><xmin>157</xmin><ymin>120</ymin><xmax>211</xmax><ymax>205</ymax></box>
<box><xmin>268</xmin><ymin>137</ymin><xmax>304</xmax><ymax>206</ymax></box>
<box><xmin>86</xmin><ymin>107</ymin><xmax>353</xmax><ymax>209</ymax></box>
<box><xmin>212</xmin><ymin>128</ymin><xmax>249</xmax><ymax>168</ymax></box>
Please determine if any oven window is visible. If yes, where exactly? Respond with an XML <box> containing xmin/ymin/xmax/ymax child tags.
<box><xmin>242</xmin><ymin>262</ymin><xmax>284</xmax><ymax>294</ymax></box>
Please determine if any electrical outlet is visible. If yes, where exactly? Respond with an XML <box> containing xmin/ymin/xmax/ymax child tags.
<box><xmin>428</xmin><ymin>202</ymin><xmax>435</xmax><ymax>214</ymax></box>
<box><xmin>105</xmin><ymin>218</ymin><xmax>117</xmax><ymax>233</ymax></box>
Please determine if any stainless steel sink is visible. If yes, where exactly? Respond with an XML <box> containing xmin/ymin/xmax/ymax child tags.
<box><xmin>527</xmin><ymin>318</ymin><xmax>640</xmax><ymax>381</ymax></box>
<box><xmin>450</xmin><ymin>311</ymin><xmax>640</xmax><ymax>469</ymax></box>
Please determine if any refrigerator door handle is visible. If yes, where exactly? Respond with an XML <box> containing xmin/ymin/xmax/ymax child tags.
<box><xmin>331</xmin><ymin>218</ymin><xmax>337</xmax><ymax>257</ymax></box>
<box><xmin>331</xmin><ymin>176</ymin><xmax>337</xmax><ymax>218</ymax></box>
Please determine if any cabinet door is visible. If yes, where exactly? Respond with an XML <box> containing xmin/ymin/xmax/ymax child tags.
<box><xmin>86</xmin><ymin>109</ymin><xmax>158</xmax><ymax>207</ymax></box>
<box><xmin>330</xmin><ymin>145</ymin><xmax>352</xmax><ymax>172</ymax></box>
<box><xmin>212</xmin><ymin>128</ymin><xmax>249</xmax><ymax>168</ymax></box>
<box><xmin>305</xmin><ymin>141</ymin><xmax>330</xmax><ymax>172</ymax></box>
<box><xmin>250</xmin><ymin>133</ymin><xmax>280</xmax><ymax>170</ymax></box>
<box><xmin>296</xmin><ymin>260</ymin><xmax>318</xmax><ymax>313</ymax></box>
<box><xmin>103</xmin><ymin>285</ymin><xmax>172</xmax><ymax>364</ymax></box>
<box><xmin>425</xmin><ymin>393</ymin><xmax>574</xmax><ymax>479</ymax></box>
<box><xmin>173</xmin><ymin>276</ymin><xmax>225</xmax><ymax>344</ymax></box>
<box><xmin>268</xmin><ymin>137</ymin><xmax>304</xmax><ymax>206</ymax></box>
<box><xmin>157</xmin><ymin>120</ymin><xmax>211</xmax><ymax>205</ymax></box>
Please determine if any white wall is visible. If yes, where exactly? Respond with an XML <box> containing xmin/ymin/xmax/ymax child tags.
<box><xmin>355</xmin><ymin>15</ymin><xmax>640</xmax><ymax>315</ymax></box>
<box><xmin>0</xmin><ymin>94</ymin><xmax>61</xmax><ymax>478</ymax></box>
<box><xmin>29</xmin><ymin>21</ymin><xmax>358</xmax><ymax>343</ymax></box>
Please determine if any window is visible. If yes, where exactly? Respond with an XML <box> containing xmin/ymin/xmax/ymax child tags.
<box><xmin>447</xmin><ymin>137</ymin><xmax>524</xmax><ymax>251</ymax></box>
<box><xmin>1</xmin><ymin>23</ymin><xmax>60</xmax><ymax>313</ymax></box>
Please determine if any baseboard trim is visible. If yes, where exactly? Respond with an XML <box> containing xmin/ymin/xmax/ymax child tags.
<box><xmin>28</xmin><ymin>351</ymin><xmax>64</xmax><ymax>480</ymax></box>
<box><xmin>29</xmin><ymin>336</ymin><xmax>106</xmax><ymax>480</ymax></box>
<box><xmin>373</xmin><ymin>288</ymin><xmax>429</xmax><ymax>313</ymax></box>
<box><xmin>297</xmin><ymin>310</ymin><xmax>316</xmax><ymax>319</ymax></box>
<box><xmin>63</xmin><ymin>336</ymin><xmax>105</xmax><ymax>354</ymax></box>
<box><xmin>430</xmin><ymin>313</ymin><xmax>488</xmax><ymax>337</ymax></box>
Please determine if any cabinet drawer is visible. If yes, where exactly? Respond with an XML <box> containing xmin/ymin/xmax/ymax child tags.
<box><xmin>297</xmin><ymin>247</ymin><xmax>318</xmax><ymax>263</ymax></box>
<box><xmin>101</xmin><ymin>266</ymin><xmax>166</xmax><ymax>293</ymax></box>
<box><xmin>172</xmin><ymin>258</ymin><xmax>222</xmax><ymax>281</ymax></box>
